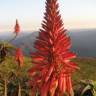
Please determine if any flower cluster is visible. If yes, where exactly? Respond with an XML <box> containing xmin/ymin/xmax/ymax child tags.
<box><xmin>15</xmin><ymin>48</ymin><xmax>24</xmax><ymax>67</ymax></box>
<box><xmin>29</xmin><ymin>0</ymin><xmax>79</xmax><ymax>96</ymax></box>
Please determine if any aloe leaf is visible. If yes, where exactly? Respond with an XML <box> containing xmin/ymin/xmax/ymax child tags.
<box><xmin>81</xmin><ymin>84</ymin><xmax>92</xmax><ymax>96</ymax></box>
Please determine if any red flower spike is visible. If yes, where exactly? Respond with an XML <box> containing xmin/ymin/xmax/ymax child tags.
<box><xmin>29</xmin><ymin>0</ymin><xmax>79</xmax><ymax>95</ymax></box>
<box><xmin>14</xmin><ymin>19</ymin><xmax>20</xmax><ymax>35</ymax></box>
<box><xmin>15</xmin><ymin>48</ymin><xmax>24</xmax><ymax>67</ymax></box>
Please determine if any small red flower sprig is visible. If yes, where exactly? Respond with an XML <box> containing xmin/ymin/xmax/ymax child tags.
<box><xmin>8</xmin><ymin>19</ymin><xmax>20</xmax><ymax>42</ymax></box>
<box><xmin>15</xmin><ymin>48</ymin><xmax>24</xmax><ymax>67</ymax></box>
<box><xmin>14</xmin><ymin>19</ymin><xmax>20</xmax><ymax>36</ymax></box>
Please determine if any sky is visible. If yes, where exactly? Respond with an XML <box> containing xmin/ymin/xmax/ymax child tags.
<box><xmin>0</xmin><ymin>0</ymin><xmax>96</xmax><ymax>32</ymax></box>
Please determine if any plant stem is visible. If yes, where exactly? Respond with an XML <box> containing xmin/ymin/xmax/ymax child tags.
<box><xmin>4</xmin><ymin>79</ymin><xmax>7</xmax><ymax>96</ymax></box>
<box><xmin>18</xmin><ymin>82</ymin><xmax>21</xmax><ymax>96</ymax></box>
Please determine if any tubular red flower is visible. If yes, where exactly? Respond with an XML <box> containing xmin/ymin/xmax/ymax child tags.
<box><xmin>58</xmin><ymin>74</ymin><xmax>63</xmax><ymax>92</ymax></box>
<box><xmin>49</xmin><ymin>77</ymin><xmax>58</xmax><ymax>96</ymax></box>
<box><xmin>45</xmin><ymin>65</ymin><xmax>54</xmax><ymax>82</ymax></box>
<box><xmin>66</xmin><ymin>75</ymin><xmax>74</xmax><ymax>96</ymax></box>
<box><xmin>62</xmin><ymin>75</ymin><xmax>67</xmax><ymax>93</ymax></box>
<box><xmin>41</xmin><ymin>82</ymin><xmax>50</xmax><ymax>96</ymax></box>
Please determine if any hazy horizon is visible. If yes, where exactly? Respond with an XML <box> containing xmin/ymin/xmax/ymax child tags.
<box><xmin>1</xmin><ymin>28</ymin><xmax>96</xmax><ymax>57</ymax></box>
<box><xmin>0</xmin><ymin>0</ymin><xmax>96</xmax><ymax>32</ymax></box>
<box><xmin>0</xmin><ymin>28</ymin><xmax>96</xmax><ymax>37</ymax></box>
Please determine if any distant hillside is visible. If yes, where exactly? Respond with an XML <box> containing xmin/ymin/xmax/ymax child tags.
<box><xmin>1</xmin><ymin>29</ymin><xmax>96</xmax><ymax>57</ymax></box>
<box><xmin>12</xmin><ymin>31</ymin><xmax>38</xmax><ymax>55</ymax></box>
<box><xmin>69</xmin><ymin>29</ymin><xmax>96</xmax><ymax>57</ymax></box>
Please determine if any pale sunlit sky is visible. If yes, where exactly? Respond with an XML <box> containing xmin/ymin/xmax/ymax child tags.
<box><xmin>0</xmin><ymin>0</ymin><xmax>96</xmax><ymax>32</ymax></box>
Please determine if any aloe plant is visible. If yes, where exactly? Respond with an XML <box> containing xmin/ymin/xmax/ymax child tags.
<box><xmin>91</xmin><ymin>81</ymin><xmax>96</xmax><ymax>96</ymax></box>
<box><xmin>74</xmin><ymin>80</ymin><xmax>96</xmax><ymax>96</ymax></box>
